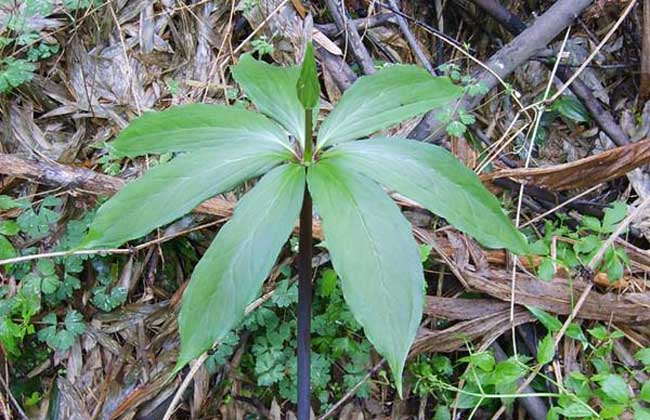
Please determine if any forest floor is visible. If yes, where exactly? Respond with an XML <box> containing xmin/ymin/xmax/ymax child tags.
<box><xmin>1</xmin><ymin>0</ymin><xmax>650</xmax><ymax>419</ymax></box>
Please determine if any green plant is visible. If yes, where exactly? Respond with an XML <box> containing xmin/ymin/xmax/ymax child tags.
<box><xmin>529</xmin><ymin>202</ymin><xmax>629</xmax><ymax>282</ymax></box>
<box><xmin>78</xmin><ymin>40</ymin><xmax>527</xmax><ymax>415</ymax></box>
<box><xmin>531</xmin><ymin>92</ymin><xmax>591</xmax><ymax>145</ymax></box>
<box><xmin>552</xmin><ymin>335</ymin><xmax>650</xmax><ymax>419</ymax></box>
<box><xmin>0</xmin><ymin>200</ymin><xmax>102</xmax><ymax>358</ymax></box>
<box><xmin>36</xmin><ymin>309</ymin><xmax>85</xmax><ymax>352</ymax></box>
<box><xmin>251</xmin><ymin>36</ymin><xmax>275</xmax><ymax>57</ymax></box>
<box><xmin>0</xmin><ymin>195</ymin><xmax>26</xmax><ymax>270</ymax></box>
<box><xmin>410</xmin><ymin>354</ymin><xmax>455</xmax><ymax>415</ymax></box>
<box><xmin>550</xmin><ymin>95</ymin><xmax>590</xmax><ymax>124</ymax></box>
<box><xmin>207</xmin><ymin>268</ymin><xmax>375</xmax><ymax>407</ymax></box>
<box><xmin>525</xmin><ymin>305</ymin><xmax>650</xmax><ymax>419</ymax></box>
<box><xmin>0</xmin><ymin>0</ymin><xmax>98</xmax><ymax>94</ymax></box>
<box><xmin>0</xmin><ymin>58</ymin><xmax>35</xmax><ymax>93</ymax></box>
<box><xmin>0</xmin><ymin>282</ymin><xmax>39</xmax><ymax>357</ymax></box>
<box><xmin>437</xmin><ymin>63</ymin><xmax>487</xmax><ymax>138</ymax></box>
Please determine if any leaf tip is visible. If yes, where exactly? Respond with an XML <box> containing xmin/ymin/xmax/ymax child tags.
<box><xmin>173</xmin><ymin>356</ymin><xmax>190</xmax><ymax>375</ymax></box>
<box><xmin>388</xmin><ymin>357</ymin><xmax>406</xmax><ymax>400</ymax></box>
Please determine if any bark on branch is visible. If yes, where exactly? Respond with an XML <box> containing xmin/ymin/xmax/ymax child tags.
<box><xmin>0</xmin><ymin>154</ymin><xmax>234</xmax><ymax>218</ymax></box>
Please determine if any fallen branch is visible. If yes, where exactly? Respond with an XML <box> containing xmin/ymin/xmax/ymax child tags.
<box><xmin>411</xmin><ymin>306</ymin><xmax>534</xmax><ymax>355</ymax></box>
<box><xmin>387</xmin><ymin>0</ymin><xmax>436</xmax><ymax>74</ymax></box>
<box><xmin>472</xmin><ymin>0</ymin><xmax>630</xmax><ymax>146</ymax></box>
<box><xmin>462</xmin><ymin>269</ymin><xmax>650</xmax><ymax>324</ymax></box>
<box><xmin>0</xmin><ymin>154</ymin><xmax>234</xmax><ymax>218</ymax></box>
<box><xmin>315</xmin><ymin>12</ymin><xmax>396</xmax><ymax>37</ymax></box>
<box><xmin>409</xmin><ymin>0</ymin><xmax>593</xmax><ymax>140</ymax></box>
<box><xmin>424</xmin><ymin>296</ymin><xmax>510</xmax><ymax>320</ymax></box>
<box><xmin>324</xmin><ymin>0</ymin><xmax>375</xmax><ymax>75</ymax></box>
<box><xmin>483</xmin><ymin>137</ymin><xmax>650</xmax><ymax>191</ymax></box>
<box><xmin>4</xmin><ymin>153</ymin><xmax>649</xmax><ymax>328</ymax></box>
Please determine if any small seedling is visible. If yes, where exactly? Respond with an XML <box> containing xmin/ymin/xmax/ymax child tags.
<box><xmin>529</xmin><ymin>202</ymin><xmax>629</xmax><ymax>283</ymax></box>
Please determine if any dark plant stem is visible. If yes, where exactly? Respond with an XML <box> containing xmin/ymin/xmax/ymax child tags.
<box><xmin>297</xmin><ymin>189</ymin><xmax>313</xmax><ymax>420</ymax></box>
<box><xmin>297</xmin><ymin>107</ymin><xmax>314</xmax><ymax>419</ymax></box>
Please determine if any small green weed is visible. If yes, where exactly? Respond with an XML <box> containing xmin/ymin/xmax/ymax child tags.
<box><xmin>0</xmin><ymin>0</ymin><xmax>99</xmax><ymax>94</ymax></box>
<box><xmin>437</xmin><ymin>63</ymin><xmax>487</xmax><ymax>138</ymax></box>
<box><xmin>206</xmin><ymin>267</ymin><xmax>374</xmax><ymax>409</ymax></box>
<box><xmin>528</xmin><ymin>202</ymin><xmax>629</xmax><ymax>282</ymax></box>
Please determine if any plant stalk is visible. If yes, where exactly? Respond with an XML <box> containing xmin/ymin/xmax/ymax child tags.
<box><xmin>303</xmin><ymin>109</ymin><xmax>313</xmax><ymax>163</ymax></box>
<box><xmin>297</xmin><ymin>107</ymin><xmax>314</xmax><ymax>419</ymax></box>
<box><xmin>297</xmin><ymin>189</ymin><xmax>313</xmax><ymax>419</ymax></box>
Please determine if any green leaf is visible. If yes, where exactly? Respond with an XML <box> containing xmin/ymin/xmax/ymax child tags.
<box><xmin>64</xmin><ymin>310</ymin><xmax>85</xmax><ymax>336</ymax></box>
<box><xmin>317</xmin><ymin>66</ymin><xmax>462</xmax><ymax>149</ymax></box>
<box><xmin>307</xmin><ymin>160</ymin><xmax>424</xmax><ymax>397</ymax></box>
<box><xmin>602</xmin><ymin>201</ymin><xmax>628</xmax><ymax>233</ymax></box>
<box><xmin>640</xmin><ymin>381</ymin><xmax>650</xmax><ymax>402</ymax></box>
<box><xmin>0</xmin><ymin>221</ymin><xmax>19</xmax><ymax>236</ymax></box>
<box><xmin>605</xmin><ymin>255</ymin><xmax>624</xmax><ymax>281</ymax></box>
<box><xmin>271</xmin><ymin>279</ymin><xmax>298</xmax><ymax>308</ymax></box>
<box><xmin>526</xmin><ymin>306</ymin><xmax>562</xmax><ymax>332</ymax></box>
<box><xmin>460</xmin><ymin>351</ymin><xmax>495</xmax><ymax>371</ymax></box>
<box><xmin>556</xmin><ymin>402</ymin><xmax>594</xmax><ymax>418</ymax></box>
<box><xmin>256</xmin><ymin>351</ymin><xmax>286</xmax><ymax>385</ymax></box>
<box><xmin>566</xmin><ymin>371</ymin><xmax>591</xmax><ymax>401</ymax></box>
<box><xmin>445</xmin><ymin>120</ymin><xmax>467</xmax><ymax>137</ymax></box>
<box><xmin>588</xmin><ymin>324</ymin><xmax>609</xmax><ymax>341</ymax></box>
<box><xmin>574</xmin><ymin>235</ymin><xmax>601</xmax><ymax>255</ymax></box>
<box><xmin>42</xmin><ymin>313</ymin><xmax>57</xmax><ymax>326</ymax></box>
<box><xmin>317</xmin><ymin>269</ymin><xmax>338</xmax><ymax>298</ymax></box>
<box><xmin>529</xmin><ymin>239</ymin><xmax>549</xmax><ymax>255</ymax></box>
<box><xmin>110</xmin><ymin>104</ymin><xmax>293</xmax><ymax>157</ymax></box>
<box><xmin>0</xmin><ymin>195</ymin><xmax>23</xmax><ymax>210</ymax></box>
<box><xmin>177</xmin><ymin>164</ymin><xmax>305</xmax><ymax>368</ymax></box>
<box><xmin>80</xmin><ymin>144</ymin><xmax>290</xmax><ymax>249</ymax></box>
<box><xmin>41</xmin><ymin>276</ymin><xmax>61</xmax><ymax>294</ymax></box>
<box><xmin>580</xmin><ymin>216</ymin><xmax>602</xmax><ymax>233</ymax></box>
<box><xmin>635</xmin><ymin>348</ymin><xmax>650</xmax><ymax>366</ymax></box>
<box><xmin>418</xmin><ymin>244</ymin><xmax>432</xmax><ymax>262</ymax></box>
<box><xmin>552</xmin><ymin>96</ymin><xmax>590</xmax><ymax>123</ymax></box>
<box><xmin>232</xmin><ymin>54</ymin><xmax>312</xmax><ymax>147</ymax></box>
<box><xmin>37</xmin><ymin>324</ymin><xmax>56</xmax><ymax>343</ymax></box>
<box><xmin>433</xmin><ymin>406</ymin><xmax>451</xmax><ymax>420</ymax></box>
<box><xmin>324</xmin><ymin>138</ymin><xmax>528</xmax><ymax>254</ymax></box>
<box><xmin>537</xmin><ymin>334</ymin><xmax>555</xmax><ymax>365</ymax></box>
<box><xmin>600</xmin><ymin>374</ymin><xmax>630</xmax><ymax>404</ymax></box>
<box><xmin>37</xmin><ymin>259</ymin><xmax>55</xmax><ymax>276</ymax></box>
<box><xmin>547</xmin><ymin>407</ymin><xmax>560</xmax><ymax>420</ymax></box>
<box><xmin>296</xmin><ymin>42</ymin><xmax>319</xmax><ymax>110</ymax></box>
<box><xmin>92</xmin><ymin>286</ymin><xmax>127</xmax><ymax>311</ymax></box>
<box><xmin>538</xmin><ymin>257</ymin><xmax>555</xmax><ymax>281</ymax></box>
<box><xmin>0</xmin><ymin>235</ymin><xmax>16</xmax><ymax>264</ymax></box>
<box><xmin>17</xmin><ymin>207</ymin><xmax>59</xmax><ymax>240</ymax></box>
<box><xmin>600</xmin><ymin>404</ymin><xmax>625</xmax><ymax>418</ymax></box>
<box><xmin>634</xmin><ymin>402</ymin><xmax>650</xmax><ymax>420</ymax></box>
<box><xmin>0</xmin><ymin>58</ymin><xmax>35</xmax><ymax>93</ymax></box>
<box><xmin>490</xmin><ymin>358</ymin><xmax>526</xmax><ymax>384</ymax></box>
<box><xmin>50</xmin><ymin>329</ymin><xmax>74</xmax><ymax>351</ymax></box>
